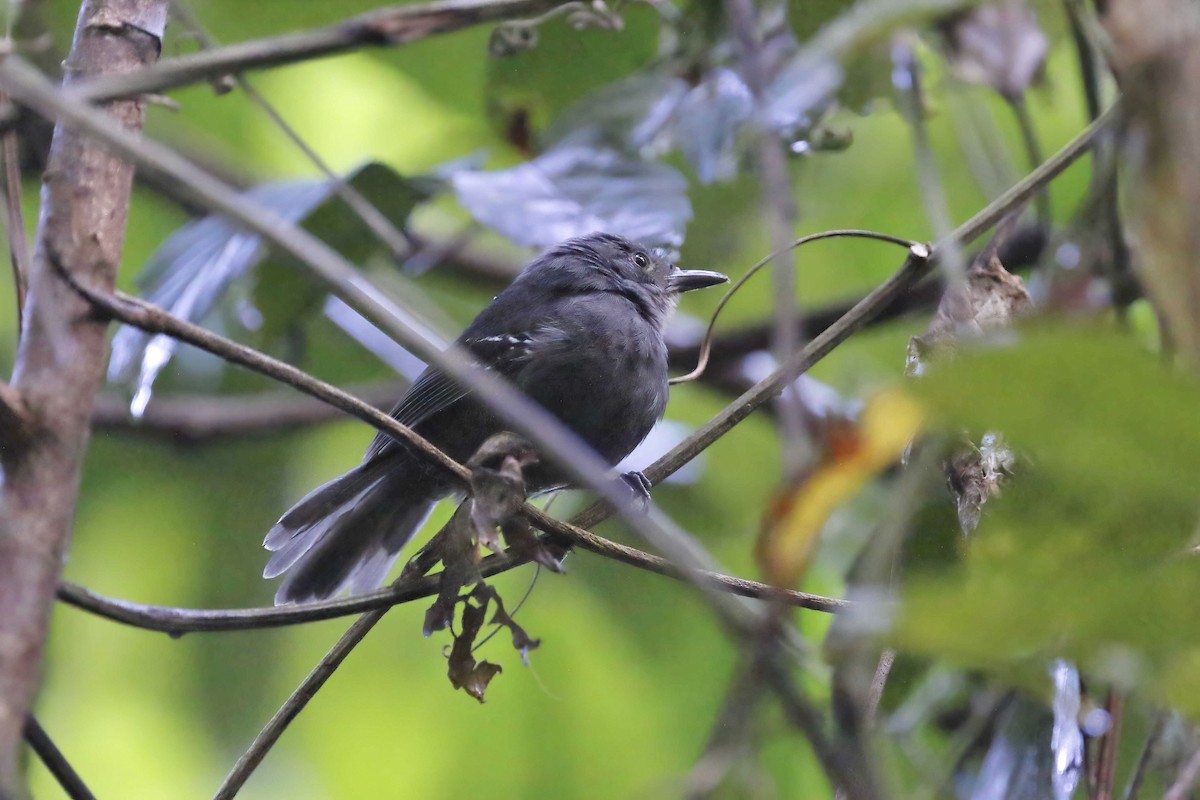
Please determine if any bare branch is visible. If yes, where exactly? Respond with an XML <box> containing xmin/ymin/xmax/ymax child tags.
<box><xmin>212</xmin><ymin>599</ymin><xmax>386</xmax><ymax>799</ymax></box>
<box><xmin>22</xmin><ymin>715</ymin><xmax>96</xmax><ymax>800</ymax></box>
<box><xmin>1123</xmin><ymin>711</ymin><xmax>1167</xmax><ymax>800</ymax></box>
<box><xmin>1094</xmin><ymin>691</ymin><xmax>1123</xmax><ymax>800</ymax></box>
<box><xmin>91</xmin><ymin>380</ymin><xmax>406</xmax><ymax>442</ymax></box>
<box><xmin>57</xmin><ymin>527</ymin><xmax>847</xmax><ymax>636</ymax></box>
<box><xmin>69</xmin><ymin>283</ymin><xmax>468</xmax><ymax>481</ymax></box>
<box><xmin>0</xmin><ymin>2</ymin><xmax>166</xmax><ymax>791</ymax></box>
<box><xmin>724</xmin><ymin>0</ymin><xmax>806</xmax><ymax>472</ymax></box>
<box><xmin>74</xmin><ymin>0</ymin><xmax>573</xmax><ymax>105</ymax></box>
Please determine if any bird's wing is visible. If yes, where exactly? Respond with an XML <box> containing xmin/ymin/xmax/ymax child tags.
<box><xmin>362</xmin><ymin>330</ymin><xmax>548</xmax><ymax>463</ymax></box>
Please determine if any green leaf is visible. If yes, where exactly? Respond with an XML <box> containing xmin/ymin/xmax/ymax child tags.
<box><xmin>485</xmin><ymin>7</ymin><xmax>661</xmax><ymax>151</ymax></box>
<box><xmin>894</xmin><ymin>325</ymin><xmax>1200</xmax><ymax>713</ymax></box>
<box><xmin>253</xmin><ymin>162</ymin><xmax>429</xmax><ymax>340</ymax></box>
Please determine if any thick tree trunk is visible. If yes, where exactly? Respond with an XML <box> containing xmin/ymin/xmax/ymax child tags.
<box><xmin>0</xmin><ymin>2</ymin><xmax>166</xmax><ymax>795</ymax></box>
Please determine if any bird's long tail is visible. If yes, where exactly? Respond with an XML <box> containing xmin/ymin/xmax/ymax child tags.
<box><xmin>263</xmin><ymin>459</ymin><xmax>435</xmax><ymax>605</ymax></box>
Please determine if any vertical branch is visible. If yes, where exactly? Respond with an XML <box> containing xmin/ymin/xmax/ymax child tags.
<box><xmin>723</xmin><ymin>0</ymin><xmax>807</xmax><ymax>474</ymax></box>
<box><xmin>0</xmin><ymin>1</ymin><xmax>166</xmax><ymax>794</ymax></box>
<box><xmin>0</xmin><ymin>110</ymin><xmax>28</xmax><ymax>337</ymax></box>
<box><xmin>1103</xmin><ymin>1</ymin><xmax>1200</xmax><ymax>367</ymax></box>
<box><xmin>894</xmin><ymin>37</ymin><xmax>967</xmax><ymax>287</ymax></box>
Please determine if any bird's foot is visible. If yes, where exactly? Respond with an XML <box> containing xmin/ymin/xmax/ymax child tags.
<box><xmin>620</xmin><ymin>470</ymin><xmax>653</xmax><ymax>513</ymax></box>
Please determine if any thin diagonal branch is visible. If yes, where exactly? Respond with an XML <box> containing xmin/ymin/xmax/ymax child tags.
<box><xmin>167</xmin><ymin>1</ymin><xmax>412</xmax><ymax>260</ymax></box>
<box><xmin>23</xmin><ymin>715</ymin><xmax>96</xmax><ymax>800</ymax></box>
<box><xmin>1164</xmin><ymin>742</ymin><xmax>1200</xmax><ymax>800</ymax></box>
<box><xmin>73</xmin><ymin>0</ymin><xmax>572</xmax><ymax>105</ymax></box>
<box><xmin>212</xmin><ymin>602</ymin><xmax>386</xmax><ymax>800</ymax></box>
<box><xmin>68</xmin><ymin>282</ymin><xmax>468</xmax><ymax>481</ymax></box>
<box><xmin>894</xmin><ymin>36</ymin><xmax>967</xmax><ymax>287</ymax></box>
<box><xmin>91</xmin><ymin>380</ymin><xmax>407</xmax><ymax>442</ymax></box>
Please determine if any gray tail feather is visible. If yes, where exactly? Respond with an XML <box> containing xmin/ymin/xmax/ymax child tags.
<box><xmin>264</xmin><ymin>462</ymin><xmax>434</xmax><ymax>605</ymax></box>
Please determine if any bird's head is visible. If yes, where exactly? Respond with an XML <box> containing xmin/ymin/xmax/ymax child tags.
<box><xmin>523</xmin><ymin>233</ymin><xmax>728</xmax><ymax>325</ymax></box>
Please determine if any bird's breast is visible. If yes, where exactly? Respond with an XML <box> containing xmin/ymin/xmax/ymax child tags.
<box><xmin>518</xmin><ymin>322</ymin><xmax>668</xmax><ymax>466</ymax></box>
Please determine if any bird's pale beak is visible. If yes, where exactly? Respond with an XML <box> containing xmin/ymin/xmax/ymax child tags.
<box><xmin>669</xmin><ymin>269</ymin><xmax>729</xmax><ymax>294</ymax></box>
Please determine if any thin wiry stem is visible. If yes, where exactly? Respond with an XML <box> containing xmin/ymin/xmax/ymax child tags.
<box><xmin>724</xmin><ymin>0</ymin><xmax>805</xmax><ymax>475</ymax></box>
<box><xmin>1008</xmin><ymin>94</ymin><xmax>1051</xmax><ymax>228</ymax></box>
<box><xmin>672</xmin><ymin>230</ymin><xmax>919</xmax><ymax>385</ymax></box>
<box><xmin>167</xmin><ymin>1</ymin><xmax>412</xmax><ymax>260</ymax></box>
<box><xmin>894</xmin><ymin>36</ymin><xmax>968</xmax><ymax>288</ymax></box>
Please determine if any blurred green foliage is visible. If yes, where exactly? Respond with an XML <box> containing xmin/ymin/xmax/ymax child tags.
<box><xmin>901</xmin><ymin>328</ymin><xmax>1200</xmax><ymax>711</ymax></box>
<box><xmin>0</xmin><ymin>0</ymin><xmax>1137</xmax><ymax>798</ymax></box>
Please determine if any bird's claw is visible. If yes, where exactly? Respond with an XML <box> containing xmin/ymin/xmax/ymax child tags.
<box><xmin>620</xmin><ymin>470</ymin><xmax>653</xmax><ymax>513</ymax></box>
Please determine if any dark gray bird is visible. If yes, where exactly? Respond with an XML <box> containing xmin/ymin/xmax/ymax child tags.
<box><xmin>264</xmin><ymin>232</ymin><xmax>728</xmax><ymax>604</ymax></box>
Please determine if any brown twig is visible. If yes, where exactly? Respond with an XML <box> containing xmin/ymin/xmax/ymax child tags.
<box><xmin>0</xmin><ymin>2</ymin><xmax>167</xmax><ymax>792</ymax></box>
<box><xmin>91</xmin><ymin>380</ymin><xmax>407</xmax><ymax>443</ymax></box>
<box><xmin>69</xmin><ymin>282</ymin><xmax>468</xmax><ymax>481</ymax></box>
<box><xmin>73</xmin><ymin>0</ymin><xmax>573</xmax><ymax>105</ymax></box>
<box><xmin>23</xmin><ymin>715</ymin><xmax>96</xmax><ymax>800</ymax></box>
<box><xmin>212</xmin><ymin>604</ymin><xmax>386</xmax><ymax>800</ymax></box>
<box><xmin>684</xmin><ymin>656</ymin><xmax>766</xmax><ymax>798</ymax></box>
<box><xmin>57</xmin><ymin>537</ymin><xmax>846</xmax><ymax>636</ymax></box>
<box><xmin>1093</xmin><ymin>689</ymin><xmax>1124</xmax><ymax>800</ymax></box>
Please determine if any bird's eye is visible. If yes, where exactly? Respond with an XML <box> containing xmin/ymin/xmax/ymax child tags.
<box><xmin>633</xmin><ymin>253</ymin><xmax>650</xmax><ymax>269</ymax></box>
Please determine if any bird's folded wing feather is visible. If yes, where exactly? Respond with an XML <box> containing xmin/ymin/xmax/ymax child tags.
<box><xmin>362</xmin><ymin>329</ymin><xmax>552</xmax><ymax>462</ymax></box>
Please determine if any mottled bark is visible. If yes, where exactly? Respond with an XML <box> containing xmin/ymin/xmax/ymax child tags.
<box><xmin>0</xmin><ymin>2</ymin><xmax>166</xmax><ymax>795</ymax></box>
